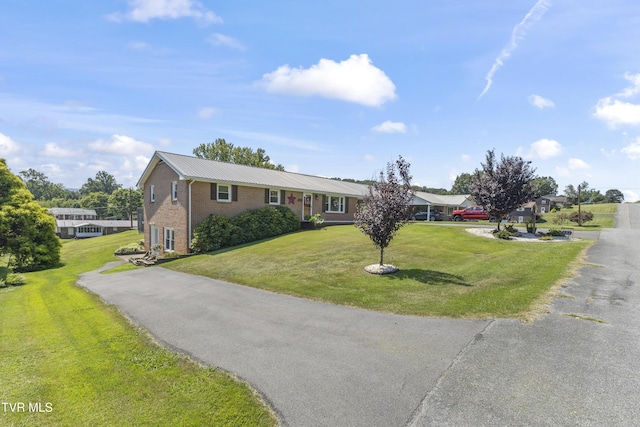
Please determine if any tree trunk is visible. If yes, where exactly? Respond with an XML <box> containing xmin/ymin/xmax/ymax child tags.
<box><xmin>379</xmin><ymin>247</ymin><xmax>384</xmax><ymax>266</ymax></box>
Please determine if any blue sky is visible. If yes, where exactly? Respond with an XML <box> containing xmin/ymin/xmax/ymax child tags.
<box><xmin>1</xmin><ymin>0</ymin><xmax>639</xmax><ymax>201</ymax></box>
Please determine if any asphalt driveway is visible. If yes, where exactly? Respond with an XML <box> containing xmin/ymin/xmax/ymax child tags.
<box><xmin>79</xmin><ymin>265</ymin><xmax>490</xmax><ymax>426</ymax></box>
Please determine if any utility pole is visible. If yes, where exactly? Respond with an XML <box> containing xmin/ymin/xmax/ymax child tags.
<box><xmin>577</xmin><ymin>184</ymin><xmax>582</xmax><ymax>226</ymax></box>
<box><xmin>129</xmin><ymin>188</ymin><xmax>133</xmax><ymax>229</ymax></box>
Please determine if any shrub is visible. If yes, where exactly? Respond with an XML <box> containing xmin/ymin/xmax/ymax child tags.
<box><xmin>569</xmin><ymin>210</ymin><xmax>594</xmax><ymax>225</ymax></box>
<box><xmin>546</xmin><ymin>229</ymin><xmax>564</xmax><ymax>237</ymax></box>
<box><xmin>538</xmin><ymin>235</ymin><xmax>553</xmax><ymax>241</ymax></box>
<box><xmin>191</xmin><ymin>206</ymin><xmax>300</xmax><ymax>253</ymax></box>
<box><xmin>493</xmin><ymin>229</ymin><xmax>513</xmax><ymax>240</ymax></box>
<box><xmin>191</xmin><ymin>214</ymin><xmax>240</xmax><ymax>253</ymax></box>
<box><xmin>504</xmin><ymin>224</ymin><xmax>518</xmax><ymax>233</ymax></box>
<box><xmin>3</xmin><ymin>273</ymin><xmax>27</xmax><ymax>287</ymax></box>
<box><xmin>552</xmin><ymin>213</ymin><xmax>570</xmax><ymax>225</ymax></box>
<box><xmin>114</xmin><ymin>242</ymin><xmax>145</xmax><ymax>255</ymax></box>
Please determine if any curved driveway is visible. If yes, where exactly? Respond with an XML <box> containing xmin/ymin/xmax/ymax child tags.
<box><xmin>79</xmin><ymin>265</ymin><xmax>490</xmax><ymax>426</ymax></box>
<box><xmin>79</xmin><ymin>204</ymin><xmax>640</xmax><ymax>426</ymax></box>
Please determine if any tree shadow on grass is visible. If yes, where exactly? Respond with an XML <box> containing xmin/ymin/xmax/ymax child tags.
<box><xmin>383</xmin><ymin>269</ymin><xmax>473</xmax><ymax>287</ymax></box>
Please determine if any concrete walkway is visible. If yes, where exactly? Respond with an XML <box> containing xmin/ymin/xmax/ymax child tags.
<box><xmin>79</xmin><ymin>266</ymin><xmax>490</xmax><ymax>427</ymax></box>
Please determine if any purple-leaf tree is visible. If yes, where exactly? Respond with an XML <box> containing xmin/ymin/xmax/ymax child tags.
<box><xmin>469</xmin><ymin>149</ymin><xmax>537</xmax><ymax>231</ymax></box>
<box><xmin>354</xmin><ymin>157</ymin><xmax>415</xmax><ymax>268</ymax></box>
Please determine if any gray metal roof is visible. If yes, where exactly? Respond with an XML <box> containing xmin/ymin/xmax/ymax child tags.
<box><xmin>413</xmin><ymin>192</ymin><xmax>472</xmax><ymax>207</ymax></box>
<box><xmin>48</xmin><ymin>208</ymin><xmax>97</xmax><ymax>216</ymax></box>
<box><xmin>139</xmin><ymin>151</ymin><xmax>371</xmax><ymax>197</ymax></box>
<box><xmin>56</xmin><ymin>220</ymin><xmax>136</xmax><ymax>228</ymax></box>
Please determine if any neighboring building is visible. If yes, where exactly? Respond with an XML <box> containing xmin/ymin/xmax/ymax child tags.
<box><xmin>508</xmin><ymin>202</ymin><xmax>537</xmax><ymax>223</ymax></box>
<box><xmin>48</xmin><ymin>208</ymin><xmax>98</xmax><ymax>221</ymax></box>
<box><xmin>536</xmin><ymin>195</ymin><xmax>567</xmax><ymax>213</ymax></box>
<box><xmin>138</xmin><ymin>151</ymin><xmax>473</xmax><ymax>255</ymax></box>
<box><xmin>49</xmin><ymin>208</ymin><xmax>135</xmax><ymax>239</ymax></box>
<box><xmin>412</xmin><ymin>193</ymin><xmax>473</xmax><ymax>220</ymax></box>
<box><xmin>55</xmin><ymin>219</ymin><xmax>136</xmax><ymax>239</ymax></box>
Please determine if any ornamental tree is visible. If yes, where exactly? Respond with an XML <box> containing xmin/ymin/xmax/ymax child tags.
<box><xmin>354</xmin><ymin>157</ymin><xmax>415</xmax><ymax>268</ymax></box>
<box><xmin>469</xmin><ymin>149</ymin><xmax>536</xmax><ymax>231</ymax></box>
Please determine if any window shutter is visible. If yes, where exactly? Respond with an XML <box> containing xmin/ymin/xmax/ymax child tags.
<box><xmin>232</xmin><ymin>185</ymin><xmax>238</xmax><ymax>202</ymax></box>
<box><xmin>344</xmin><ymin>197</ymin><xmax>349</xmax><ymax>213</ymax></box>
<box><xmin>280</xmin><ymin>190</ymin><xmax>286</xmax><ymax>205</ymax></box>
<box><xmin>211</xmin><ymin>183</ymin><xmax>217</xmax><ymax>200</ymax></box>
<box><xmin>264</xmin><ymin>189</ymin><xmax>270</xmax><ymax>204</ymax></box>
<box><xmin>322</xmin><ymin>195</ymin><xmax>327</xmax><ymax>212</ymax></box>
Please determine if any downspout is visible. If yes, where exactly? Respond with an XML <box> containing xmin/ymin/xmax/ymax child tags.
<box><xmin>188</xmin><ymin>180</ymin><xmax>194</xmax><ymax>252</ymax></box>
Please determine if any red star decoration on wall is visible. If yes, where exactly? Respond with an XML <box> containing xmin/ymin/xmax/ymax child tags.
<box><xmin>287</xmin><ymin>193</ymin><xmax>296</xmax><ymax>204</ymax></box>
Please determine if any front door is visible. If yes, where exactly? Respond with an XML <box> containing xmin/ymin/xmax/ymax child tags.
<box><xmin>303</xmin><ymin>193</ymin><xmax>313</xmax><ymax>220</ymax></box>
<box><xmin>150</xmin><ymin>225</ymin><xmax>159</xmax><ymax>254</ymax></box>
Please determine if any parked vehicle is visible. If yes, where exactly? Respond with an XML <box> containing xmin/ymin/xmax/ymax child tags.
<box><xmin>451</xmin><ymin>206</ymin><xmax>489</xmax><ymax>221</ymax></box>
<box><xmin>410</xmin><ymin>210</ymin><xmax>442</xmax><ymax>221</ymax></box>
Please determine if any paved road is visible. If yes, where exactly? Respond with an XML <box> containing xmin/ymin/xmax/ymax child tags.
<box><xmin>79</xmin><ymin>266</ymin><xmax>490</xmax><ymax>426</ymax></box>
<box><xmin>410</xmin><ymin>203</ymin><xmax>640</xmax><ymax>426</ymax></box>
<box><xmin>79</xmin><ymin>205</ymin><xmax>638</xmax><ymax>426</ymax></box>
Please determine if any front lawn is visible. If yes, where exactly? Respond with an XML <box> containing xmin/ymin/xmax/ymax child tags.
<box><xmin>165</xmin><ymin>224</ymin><xmax>592</xmax><ymax>318</ymax></box>
<box><xmin>0</xmin><ymin>231</ymin><xmax>276</xmax><ymax>427</ymax></box>
<box><xmin>540</xmin><ymin>203</ymin><xmax>618</xmax><ymax>228</ymax></box>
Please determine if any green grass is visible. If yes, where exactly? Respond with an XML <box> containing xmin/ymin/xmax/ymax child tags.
<box><xmin>540</xmin><ymin>203</ymin><xmax>618</xmax><ymax>229</ymax></box>
<box><xmin>165</xmin><ymin>224</ymin><xmax>592</xmax><ymax>319</ymax></box>
<box><xmin>0</xmin><ymin>231</ymin><xmax>276</xmax><ymax>427</ymax></box>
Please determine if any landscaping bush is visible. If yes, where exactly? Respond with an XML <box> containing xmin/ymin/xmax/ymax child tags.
<box><xmin>569</xmin><ymin>210</ymin><xmax>594</xmax><ymax>225</ymax></box>
<box><xmin>191</xmin><ymin>206</ymin><xmax>300</xmax><ymax>253</ymax></box>
<box><xmin>1</xmin><ymin>273</ymin><xmax>27</xmax><ymax>287</ymax></box>
<box><xmin>191</xmin><ymin>214</ymin><xmax>241</xmax><ymax>253</ymax></box>
<box><xmin>538</xmin><ymin>235</ymin><xmax>553</xmax><ymax>241</ymax></box>
<box><xmin>114</xmin><ymin>242</ymin><xmax>145</xmax><ymax>255</ymax></box>
<box><xmin>493</xmin><ymin>230</ymin><xmax>513</xmax><ymax>240</ymax></box>
<box><xmin>546</xmin><ymin>229</ymin><xmax>564</xmax><ymax>237</ymax></box>
<box><xmin>504</xmin><ymin>224</ymin><xmax>518</xmax><ymax>233</ymax></box>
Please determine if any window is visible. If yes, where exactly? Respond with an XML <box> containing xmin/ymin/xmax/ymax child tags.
<box><xmin>542</xmin><ymin>199</ymin><xmax>547</xmax><ymax>204</ymax></box>
<box><xmin>269</xmin><ymin>189</ymin><xmax>280</xmax><ymax>205</ymax></box>
<box><xmin>164</xmin><ymin>228</ymin><xmax>175</xmax><ymax>252</ymax></box>
<box><xmin>77</xmin><ymin>226</ymin><xmax>102</xmax><ymax>234</ymax></box>
<box><xmin>325</xmin><ymin>195</ymin><xmax>345</xmax><ymax>213</ymax></box>
<box><xmin>150</xmin><ymin>185</ymin><xmax>155</xmax><ymax>202</ymax></box>
<box><xmin>68</xmin><ymin>227</ymin><xmax>75</xmax><ymax>236</ymax></box>
<box><xmin>171</xmin><ymin>181</ymin><xmax>178</xmax><ymax>201</ymax></box>
<box><xmin>218</xmin><ymin>184</ymin><xmax>230</xmax><ymax>202</ymax></box>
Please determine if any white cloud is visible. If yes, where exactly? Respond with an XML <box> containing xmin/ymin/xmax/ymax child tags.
<box><xmin>198</xmin><ymin>107</ymin><xmax>218</xmax><ymax>119</ymax></box>
<box><xmin>261</xmin><ymin>54</ymin><xmax>397</xmax><ymax>107</ymax></box>
<box><xmin>207</xmin><ymin>34</ymin><xmax>246</xmax><ymax>51</ymax></box>
<box><xmin>371</xmin><ymin>121</ymin><xmax>407</xmax><ymax>134</ymax></box>
<box><xmin>0</xmin><ymin>132</ymin><xmax>20</xmax><ymax>155</ymax></box>
<box><xmin>568</xmin><ymin>158</ymin><xmax>589</xmax><ymax>169</ymax></box>
<box><xmin>593</xmin><ymin>97</ymin><xmax>640</xmax><ymax>127</ymax></box>
<box><xmin>621</xmin><ymin>137</ymin><xmax>640</xmax><ymax>160</ymax></box>
<box><xmin>109</xmin><ymin>0</ymin><xmax>222</xmax><ymax>23</ymax></box>
<box><xmin>616</xmin><ymin>72</ymin><xmax>640</xmax><ymax>98</ymax></box>
<box><xmin>286</xmin><ymin>164</ymin><xmax>300</xmax><ymax>173</ymax></box>
<box><xmin>527</xmin><ymin>138</ymin><xmax>562</xmax><ymax>159</ymax></box>
<box><xmin>89</xmin><ymin>134</ymin><xmax>155</xmax><ymax>156</ymax></box>
<box><xmin>528</xmin><ymin>94</ymin><xmax>555</xmax><ymax>109</ymax></box>
<box><xmin>461</xmin><ymin>154</ymin><xmax>471</xmax><ymax>162</ymax></box>
<box><xmin>478</xmin><ymin>0</ymin><xmax>551</xmax><ymax>99</ymax></box>
<box><xmin>623</xmin><ymin>189</ymin><xmax>639</xmax><ymax>203</ymax></box>
<box><xmin>364</xmin><ymin>154</ymin><xmax>376</xmax><ymax>162</ymax></box>
<box><xmin>40</xmin><ymin>142</ymin><xmax>80</xmax><ymax>158</ymax></box>
<box><xmin>555</xmin><ymin>166</ymin><xmax>570</xmax><ymax>177</ymax></box>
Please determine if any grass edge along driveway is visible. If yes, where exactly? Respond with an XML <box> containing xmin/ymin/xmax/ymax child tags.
<box><xmin>166</xmin><ymin>224</ymin><xmax>593</xmax><ymax>319</ymax></box>
<box><xmin>0</xmin><ymin>230</ymin><xmax>276</xmax><ymax>427</ymax></box>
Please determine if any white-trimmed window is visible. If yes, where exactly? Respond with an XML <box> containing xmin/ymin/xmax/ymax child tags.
<box><xmin>150</xmin><ymin>185</ymin><xmax>155</xmax><ymax>202</ymax></box>
<box><xmin>171</xmin><ymin>181</ymin><xmax>178</xmax><ymax>201</ymax></box>
<box><xmin>325</xmin><ymin>195</ymin><xmax>345</xmax><ymax>213</ymax></box>
<box><xmin>269</xmin><ymin>189</ymin><xmax>280</xmax><ymax>205</ymax></box>
<box><xmin>218</xmin><ymin>184</ymin><xmax>230</xmax><ymax>202</ymax></box>
<box><xmin>164</xmin><ymin>228</ymin><xmax>175</xmax><ymax>252</ymax></box>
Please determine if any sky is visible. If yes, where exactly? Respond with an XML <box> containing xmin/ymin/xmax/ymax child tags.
<box><xmin>1</xmin><ymin>0</ymin><xmax>639</xmax><ymax>201</ymax></box>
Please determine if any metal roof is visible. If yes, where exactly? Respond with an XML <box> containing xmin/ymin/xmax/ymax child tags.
<box><xmin>48</xmin><ymin>208</ymin><xmax>97</xmax><ymax>216</ymax></box>
<box><xmin>139</xmin><ymin>151</ymin><xmax>371</xmax><ymax>197</ymax></box>
<box><xmin>56</xmin><ymin>220</ymin><xmax>136</xmax><ymax>228</ymax></box>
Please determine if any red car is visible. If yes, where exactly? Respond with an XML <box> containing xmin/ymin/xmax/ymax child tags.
<box><xmin>452</xmin><ymin>206</ymin><xmax>489</xmax><ymax>221</ymax></box>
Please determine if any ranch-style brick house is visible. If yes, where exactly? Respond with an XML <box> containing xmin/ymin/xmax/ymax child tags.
<box><xmin>138</xmin><ymin>152</ymin><xmax>372</xmax><ymax>254</ymax></box>
<box><xmin>138</xmin><ymin>151</ymin><xmax>473</xmax><ymax>255</ymax></box>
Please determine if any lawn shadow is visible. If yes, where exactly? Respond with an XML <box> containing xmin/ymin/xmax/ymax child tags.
<box><xmin>384</xmin><ymin>269</ymin><xmax>472</xmax><ymax>287</ymax></box>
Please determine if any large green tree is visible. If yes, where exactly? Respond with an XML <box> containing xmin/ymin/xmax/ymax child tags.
<box><xmin>80</xmin><ymin>171</ymin><xmax>122</xmax><ymax>196</ymax></box>
<box><xmin>605</xmin><ymin>189</ymin><xmax>624</xmax><ymax>203</ymax></box>
<box><xmin>108</xmin><ymin>188</ymin><xmax>143</xmax><ymax>219</ymax></box>
<box><xmin>80</xmin><ymin>192</ymin><xmax>110</xmax><ymax>219</ymax></box>
<box><xmin>450</xmin><ymin>173</ymin><xmax>473</xmax><ymax>194</ymax></box>
<box><xmin>531</xmin><ymin>176</ymin><xmax>558</xmax><ymax>198</ymax></box>
<box><xmin>193</xmin><ymin>138</ymin><xmax>285</xmax><ymax>170</ymax></box>
<box><xmin>469</xmin><ymin>150</ymin><xmax>536</xmax><ymax>231</ymax></box>
<box><xmin>0</xmin><ymin>159</ymin><xmax>61</xmax><ymax>272</ymax></box>
<box><xmin>18</xmin><ymin>168</ymin><xmax>69</xmax><ymax>201</ymax></box>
